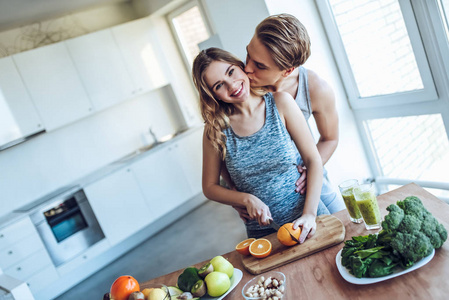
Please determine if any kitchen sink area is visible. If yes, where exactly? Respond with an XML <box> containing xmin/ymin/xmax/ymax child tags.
<box><xmin>112</xmin><ymin>128</ymin><xmax>191</xmax><ymax>164</ymax></box>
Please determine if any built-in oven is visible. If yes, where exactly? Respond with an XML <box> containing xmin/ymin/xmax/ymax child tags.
<box><xmin>28</xmin><ymin>187</ymin><xmax>105</xmax><ymax>267</ymax></box>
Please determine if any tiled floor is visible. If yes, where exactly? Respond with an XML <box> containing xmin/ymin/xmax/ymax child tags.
<box><xmin>55</xmin><ymin>200</ymin><xmax>247</xmax><ymax>299</ymax></box>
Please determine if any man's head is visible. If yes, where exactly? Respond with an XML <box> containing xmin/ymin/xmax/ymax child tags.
<box><xmin>245</xmin><ymin>14</ymin><xmax>311</xmax><ymax>87</ymax></box>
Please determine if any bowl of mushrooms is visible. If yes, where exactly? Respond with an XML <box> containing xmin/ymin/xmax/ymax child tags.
<box><xmin>241</xmin><ymin>271</ymin><xmax>286</xmax><ymax>300</ymax></box>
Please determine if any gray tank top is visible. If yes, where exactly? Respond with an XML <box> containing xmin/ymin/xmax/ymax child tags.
<box><xmin>223</xmin><ymin>93</ymin><xmax>305</xmax><ymax>238</ymax></box>
<box><xmin>295</xmin><ymin>66</ymin><xmax>312</xmax><ymax>121</ymax></box>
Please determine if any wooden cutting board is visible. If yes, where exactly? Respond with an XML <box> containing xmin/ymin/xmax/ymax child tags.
<box><xmin>241</xmin><ymin>214</ymin><xmax>345</xmax><ymax>274</ymax></box>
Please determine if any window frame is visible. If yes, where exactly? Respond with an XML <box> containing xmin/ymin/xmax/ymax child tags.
<box><xmin>167</xmin><ymin>0</ymin><xmax>213</xmax><ymax>71</ymax></box>
<box><xmin>316</xmin><ymin>0</ymin><xmax>438</xmax><ymax>110</ymax></box>
<box><xmin>316</xmin><ymin>0</ymin><xmax>449</xmax><ymax>195</ymax></box>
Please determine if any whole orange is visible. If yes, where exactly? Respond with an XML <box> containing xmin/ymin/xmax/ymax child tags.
<box><xmin>110</xmin><ymin>275</ymin><xmax>140</xmax><ymax>300</ymax></box>
<box><xmin>277</xmin><ymin>223</ymin><xmax>301</xmax><ymax>246</ymax></box>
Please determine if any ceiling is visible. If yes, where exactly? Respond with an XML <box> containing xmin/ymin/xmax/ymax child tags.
<box><xmin>0</xmin><ymin>0</ymin><xmax>130</xmax><ymax>32</ymax></box>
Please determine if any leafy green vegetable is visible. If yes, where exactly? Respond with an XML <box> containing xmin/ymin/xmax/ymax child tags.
<box><xmin>342</xmin><ymin>196</ymin><xmax>447</xmax><ymax>278</ymax></box>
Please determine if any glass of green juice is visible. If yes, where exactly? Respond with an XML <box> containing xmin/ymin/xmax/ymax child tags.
<box><xmin>338</xmin><ymin>179</ymin><xmax>363</xmax><ymax>223</ymax></box>
<box><xmin>353</xmin><ymin>183</ymin><xmax>382</xmax><ymax>230</ymax></box>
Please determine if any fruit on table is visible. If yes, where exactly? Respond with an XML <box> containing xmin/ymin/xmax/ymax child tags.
<box><xmin>141</xmin><ymin>288</ymin><xmax>153</xmax><ymax>299</ymax></box>
<box><xmin>147</xmin><ymin>288</ymin><xmax>168</xmax><ymax>300</ymax></box>
<box><xmin>128</xmin><ymin>291</ymin><xmax>145</xmax><ymax>300</ymax></box>
<box><xmin>210</xmin><ymin>255</ymin><xmax>234</xmax><ymax>278</ymax></box>
<box><xmin>162</xmin><ymin>286</ymin><xmax>183</xmax><ymax>297</ymax></box>
<box><xmin>235</xmin><ymin>238</ymin><xmax>256</xmax><ymax>256</ymax></box>
<box><xmin>110</xmin><ymin>275</ymin><xmax>140</xmax><ymax>300</ymax></box>
<box><xmin>190</xmin><ymin>279</ymin><xmax>206</xmax><ymax>297</ymax></box>
<box><xmin>204</xmin><ymin>271</ymin><xmax>231</xmax><ymax>297</ymax></box>
<box><xmin>177</xmin><ymin>267</ymin><xmax>201</xmax><ymax>292</ymax></box>
<box><xmin>197</xmin><ymin>262</ymin><xmax>214</xmax><ymax>278</ymax></box>
<box><xmin>249</xmin><ymin>239</ymin><xmax>272</xmax><ymax>258</ymax></box>
<box><xmin>277</xmin><ymin>223</ymin><xmax>301</xmax><ymax>246</ymax></box>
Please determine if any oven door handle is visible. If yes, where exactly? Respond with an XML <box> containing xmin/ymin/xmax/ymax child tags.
<box><xmin>46</xmin><ymin>206</ymin><xmax>82</xmax><ymax>227</ymax></box>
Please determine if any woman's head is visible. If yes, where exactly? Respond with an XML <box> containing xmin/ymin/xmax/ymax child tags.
<box><xmin>192</xmin><ymin>47</ymin><xmax>248</xmax><ymax>159</ymax></box>
<box><xmin>245</xmin><ymin>14</ymin><xmax>311</xmax><ymax>87</ymax></box>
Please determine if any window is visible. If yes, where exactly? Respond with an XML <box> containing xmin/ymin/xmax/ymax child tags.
<box><xmin>317</xmin><ymin>0</ymin><xmax>449</xmax><ymax>202</ymax></box>
<box><xmin>168</xmin><ymin>0</ymin><xmax>212</xmax><ymax>69</ymax></box>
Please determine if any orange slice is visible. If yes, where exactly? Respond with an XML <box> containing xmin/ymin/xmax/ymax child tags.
<box><xmin>249</xmin><ymin>239</ymin><xmax>272</xmax><ymax>258</ymax></box>
<box><xmin>277</xmin><ymin>223</ymin><xmax>301</xmax><ymax>246</ymax></box>
<box><xmin>236</xmin><ymin>238</ymin><xmax>256</xmax><ymax>256</ymax></box>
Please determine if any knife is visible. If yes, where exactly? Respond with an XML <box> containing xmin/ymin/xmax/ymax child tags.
<box><xmin>268</xmin><ymin>218</ymin><xmax>281</xmax><ymax>231</ymax></box>
<box><xmin>269</xmin><ymin>218</ymin><xmax>301</xmax><ymax>244</ymax></box>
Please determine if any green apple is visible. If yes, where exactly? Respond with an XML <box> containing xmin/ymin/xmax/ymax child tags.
<box><xmin>210</xmin><ymin>256</ymin><xmax>234</xmax><ymax>278</ymax></box>
<box><xmin>204</xmin><ymin>271</ymin><xmax>231</xmax><ymax>297</ymax></box>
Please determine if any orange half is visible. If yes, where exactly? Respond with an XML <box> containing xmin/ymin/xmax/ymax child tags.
<box><xmin>249</xmin><ymin>239</ymin><xmax>272</xmax><ymax>258</ymax></box>
<box><xmin>236</xmin><ymin>238</ymin><xmax>256</xmax><ymax>256</ymax></box>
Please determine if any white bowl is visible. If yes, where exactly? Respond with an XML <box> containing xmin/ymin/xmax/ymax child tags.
<box><xmin>241</xmin><ymin>271</ymin><xmax>286</xmax><ymax>299</ymax></box>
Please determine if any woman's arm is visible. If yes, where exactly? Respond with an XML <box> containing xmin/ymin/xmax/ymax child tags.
<box><xmin>274</xmin><ymin>92</ymin><xmax>323</xmax><ymax>243</ymax></box>
<box><xmin>202</xmin><ymin>131</ymin><xmax>272</xmax><ymax>225</ymax></box>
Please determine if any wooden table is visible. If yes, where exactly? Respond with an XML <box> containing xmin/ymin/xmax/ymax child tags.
<box><xmin>141</xmin><ymin>183</ymin><xmax>449</xmax><ymax>299</ymax></box>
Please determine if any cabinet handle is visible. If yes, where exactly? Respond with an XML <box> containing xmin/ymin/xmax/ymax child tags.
<box><xmin>83</xmin><ymin>255</ymin><xmax>87</xmax><ymax>260</ymax></box>
<box><xmin>17</xmin><ymin>267</ymin><xmax>21</xmax><ymax>271</ymax></box>
<box><xmin>8</xmin><ymin>250</ymin><xmax>13</xmax><ymax>255</ymax></box>
<box><xmin>0</xmin><ymin>234</ymin><xmax>3</xmax><ymax>238</ymax></box>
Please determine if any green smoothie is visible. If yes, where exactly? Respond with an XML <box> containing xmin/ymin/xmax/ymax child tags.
<box><xmin>356</xmin><ymin>192</ymin><xmax>381</xmax><ymax>225</ymax></box>
<box><xmin>342</xmin><ymin>191</ymin><xmax>362</xmax><ymax>220</ymax></box>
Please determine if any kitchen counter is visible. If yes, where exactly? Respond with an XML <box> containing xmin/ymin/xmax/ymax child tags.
<box><xmin>140</xmin><ymin>183</ymin><xmax>449</xmax><ymax>299</ymax></box>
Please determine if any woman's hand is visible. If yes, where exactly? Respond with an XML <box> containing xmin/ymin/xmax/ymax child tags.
<box><xmin>232</xmin><ymin>205</ymin><xmax>251</xmax><ymax>222</ymax></box>
<box><xmin>292</xmin><ymin>213</ymin><xmax>317</xmax><ymax>244</ymax></box>
<box><xmin>245</xmin><ymin>195</ymin><xmax>272</xmax><ymax>226</ymax></box>
<box><xmin>295</xmin><ymin>165</ymin><xmax>307</xmax><ymax>194</ymax></box>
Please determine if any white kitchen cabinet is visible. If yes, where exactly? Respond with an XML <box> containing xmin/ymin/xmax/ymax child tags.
<box><xmin>112</xmin><ymin>17</ymin><xmax>169</xmax><ymax>95</ymax></box>
<box><xmin>83</xmin><ymin>168</ymin><xmax>151</xmax><ymax>246</ymax></box>
<box><xmin>65</xmin><ymin>29</ymin><xmax>134</xmax><ymax>111</ymax></box>
<box><xmin>0</xmin><ymin>217</ymin><xmax>59</xmax><ymax>294</ymax></box>
<box><xmin>176</xmin><ymin>129</ymin><xmax>203</xmax><ymax>196</ymax></box>
<box><xmin>0</xmin><ymin>56</ymin><xmax>44</xmax><ymax>148</ymax></box>
<box><xmin>13</xmin><ymin>42</ymin><xmax>93</xmax><ymax>131</ymax></box>
<box><xmin>132</xmin><ymin>144</ymin><xmax>193</xmax><ymax>221</ymax></box>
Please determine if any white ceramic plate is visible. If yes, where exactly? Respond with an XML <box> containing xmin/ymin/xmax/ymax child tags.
<box><xmin>335</xmin><ymin>248</ymin><xmax>435</xmax><ymax>285</ymax></box>
<box><xmin>201</xmin><ymin>268</ymin><xmax>243</xmax><ymax>300</ymax></box>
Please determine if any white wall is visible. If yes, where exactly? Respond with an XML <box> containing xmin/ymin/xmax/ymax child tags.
<box><xmin>202</xmin><ymin>0</ymin><xmax>269</xmax><ymax>61</ymax></box>
<box><xmin>264</xmin><ymin>0</ymin><xmax>372</xmax><ymax>187</ymax></box>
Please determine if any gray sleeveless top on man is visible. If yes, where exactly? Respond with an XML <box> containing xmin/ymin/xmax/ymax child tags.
<box><xmin>295</xmin><ymin>66</ymin><xmax>312</xmax><ymax>121</ymax></box>
<box><xmin>223</xmin><ymin>93</ymin><xmax>328</xmax><ymax>238</ymax></box>
<box><xmin>294</xmin><ymin>66</ymin><xmax>345</xmax><ymax>214</ymax></box>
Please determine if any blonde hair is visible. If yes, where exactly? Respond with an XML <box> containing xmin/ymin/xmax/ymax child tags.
<box><xmin>256</xmin><ymin>13</ymin><xmax>311</xmax><ymax>70</ymax></box>
<box><xmin>192</xmin><ymin>48</ymin><xmax>265</xmax><ymax>159</ymax></box>
<box><xmin>192</xmin><ymin>48</ymin><xmax>244</xmax><ymax>160</ymax></box>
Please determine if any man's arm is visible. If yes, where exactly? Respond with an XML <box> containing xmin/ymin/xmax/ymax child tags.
<box><xmin>295</xmin><ymin>70</ymin><xmax>339</xmax><ymax>194</ymax></box>
<box><xmin>308</xmin><ymin>69</ymin><xmax>339</xmax><ymax>165</ymax></box>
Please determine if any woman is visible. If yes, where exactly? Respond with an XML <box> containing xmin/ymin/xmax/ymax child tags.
<box><xmin>226</xmin><ymin>14</ymin><xmax>345</xmax><ymax>219</ymax></box>
<box><xmin>192</xmin><ymin>47</ymin><xmax>330</xmax><ymax>241</ymax></box>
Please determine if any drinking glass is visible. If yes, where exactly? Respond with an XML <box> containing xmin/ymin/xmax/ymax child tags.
<box><xmin>338</xmin><ymin>179</ymin><xmax>363</xmax><ymax>223</ymax></box>
<box><xmin>353</xmin><ymin>183</ymin><xmax>382</xmax><ymax>230</ymax></box>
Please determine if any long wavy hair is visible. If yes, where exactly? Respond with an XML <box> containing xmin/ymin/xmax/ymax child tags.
<box><xmin>192</xmin><ymin>48</ymin><xmax>247</xmax><ymax>160</ymax></box>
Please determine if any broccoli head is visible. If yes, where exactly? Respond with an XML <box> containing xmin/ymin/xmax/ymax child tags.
<box><xmin>396</xmin><ymin>196</ymin><xmax>427</xmax><ymax>219</ymax></box>
<box><xmin>390</xmin><ymin>231</ymin><xmax>433</xmax><ymax>265</ymax></box>
<box><xmin>398</xmin><ymin>214</ymin><xmax>422</xmax><ymax>234</ymax></box>
<box><xmin>381</xmin><ymin>204</ymin><xmax>404</xmax><ymax>231</ymax></box>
